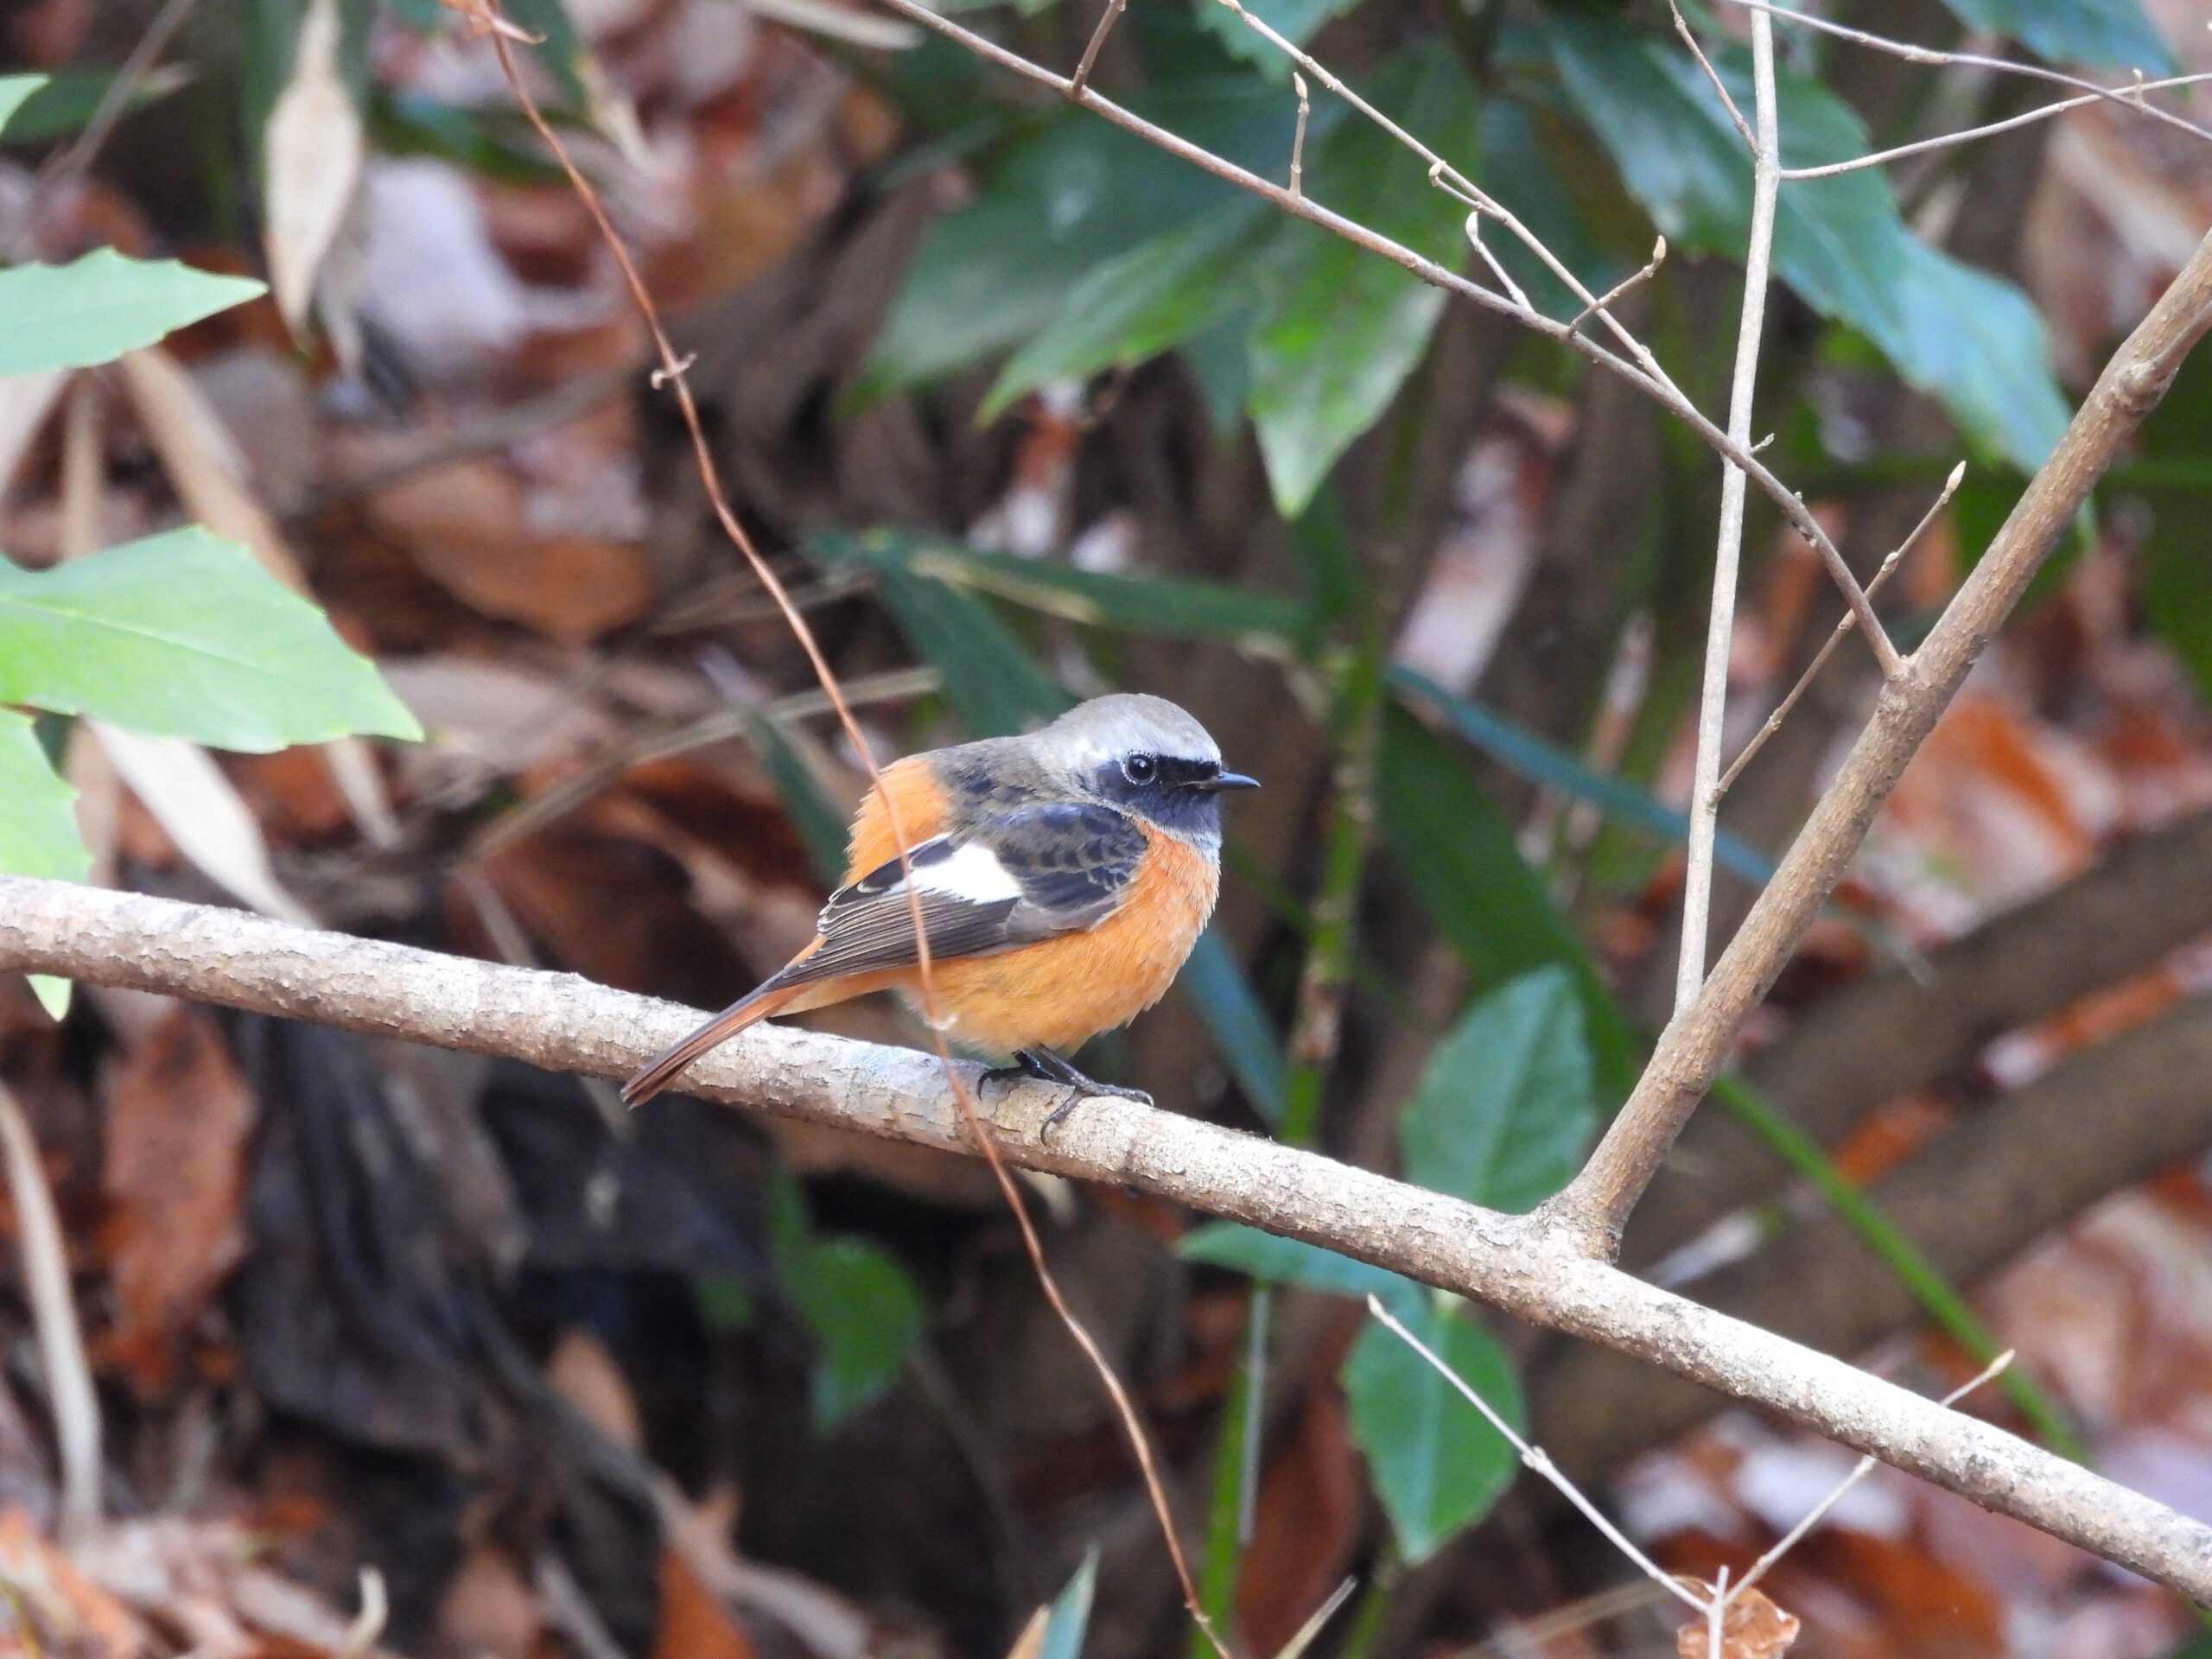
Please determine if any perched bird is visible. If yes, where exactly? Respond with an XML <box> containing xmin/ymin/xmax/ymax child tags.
<box><xmin>620</xmin><ymin>694</ymin><xmax>1257</xmax><ymax>1126</ymax></box>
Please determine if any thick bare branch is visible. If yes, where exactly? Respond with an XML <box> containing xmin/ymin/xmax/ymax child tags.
<box><xmin>5</xmin><ymin>874</ymin><xmax>2212</xmax><ymax>1601</ymax></box>
<box><xmin>1549</xmin><ymin>223</ymin><xmax>2212</xmax><ymax>1253</ymax></box>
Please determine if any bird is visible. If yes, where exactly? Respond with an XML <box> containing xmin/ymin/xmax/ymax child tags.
<box><xmin>620</xmin><ymin>693</ymin><xmax>1258</xmax><ymax>1128</ymax></box>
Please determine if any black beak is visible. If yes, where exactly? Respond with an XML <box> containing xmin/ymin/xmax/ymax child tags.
<box><xmin>1204</xmin><ymin>771</ymin><xmax>1261</xmax><ymax>791</ymax></box>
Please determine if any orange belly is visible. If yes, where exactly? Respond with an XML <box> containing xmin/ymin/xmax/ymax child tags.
<box><xmin>909</xmin><ymin>830</ymin><xmax>1218</xmax><ymax>1053</ymax></box>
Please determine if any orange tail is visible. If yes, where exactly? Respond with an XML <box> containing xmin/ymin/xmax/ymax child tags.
<box><xmin>622</xmin><ymin>978</ymin><xmax>804</xmax><ymax>1109</ymax></box>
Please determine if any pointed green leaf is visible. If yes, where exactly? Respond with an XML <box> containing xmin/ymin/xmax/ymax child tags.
<box><xmin>1544</xmin><ymin>13</ymin><xmax>2069</xmax><ymax>470</ymax></box>
<box><xmin>1376</xmin><ymin>705</ymin><xmax>1635</xmax><ymax>1090</ymax></box>
<box><xmin>0</xmin><ymin>76</ymin><xmax>46</xmax><ymax>135</ymax></box>
<box><xmin>0</xmin><ymin>528</ymin><xmax>422</xmax><ymax>751</ymax></box>
<box><xmin>984</xmin><ymin>208</ymin><xmax>1266</xmax><ymax>420</ymax></box>
<box><xmin>1179</xmin><ymin>1221</ymin><xmax>1421</xmax><ymax>1312</ymax></box>
<box><xmin>0</xmin><ymin>712</ymin><xmax>87</xmax><ymax>1021</ymax></box>
<box><xmin>1938</xmin><ymin>0</ymin><xmax>2172</xmax><ymax>71</ymax></box>
<box><xmin>1343</xmin><ymin>1300</ymin><xmax>1521</xmax><ymax>1562</ymax></box>
<box><xmin>789</xmin><ymin>1236</ymin><xmax>926</xmax><ymax>1429</ymax></box>
<box><xmin>0</xmin><ymin>251</ymin><xmax>265</xmax><ymax>377</ymax></box>
<box><xmin>1037</xmin><ymin>1550</ymin><xmax>1099</xmax><ymax>1659</ymax></box>
<box><xmin>1246</xmin><ymin>47</ymin><xmax>1481</xmax><ymax>514</ymax></box>
<box><xmin>1400</xmin><ymin>966</ymin><xmax>1597</xmax><ymax>1212</ymax></box>
<box><xmin>1179</xmin><ymin>930</ymin><xmax>1290</xmax><ymax>1124</ymax></box>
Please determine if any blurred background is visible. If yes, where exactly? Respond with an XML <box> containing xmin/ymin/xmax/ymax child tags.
<box><xmin>2</xmin><ymin>0</ymin><xmax>2212</xmax><ymax>1651</ymax></box>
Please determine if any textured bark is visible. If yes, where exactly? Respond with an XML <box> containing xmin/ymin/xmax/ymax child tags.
<box><xmin>5</xmin><ymin>875</ymin><xmax>2212</xmax><ymax>1602</ymax></box>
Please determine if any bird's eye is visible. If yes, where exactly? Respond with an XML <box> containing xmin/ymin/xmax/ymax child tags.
<box><xmin>1122</xmin><ymin>753</ymin><xmax>1158</xmax><ymax>785</ymax></box>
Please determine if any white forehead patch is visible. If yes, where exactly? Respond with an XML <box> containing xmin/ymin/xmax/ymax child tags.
<box><xmin>1045</xmin><ymin>694</ymin><xmax>1223</xmax><ymax>772</ymax></box>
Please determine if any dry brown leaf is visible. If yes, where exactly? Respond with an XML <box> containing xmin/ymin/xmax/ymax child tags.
<box><xmin>364</xmin><ymin>459</ymin><xmax>652</xmax><ymax>642</ymax></box>
<box><xmin>652</xmin><ymin>1548</ymin><xmax>757</xmax><ymax>1659</ymax></box>
<box><xmin>0</xmin><ymin>1508</ymin><xmax>143</xmax><ymax>1659</ymax></box>
<box><xmin>98</xmin><ymin>1006</ymin><xmax>256</xmax><ymax>1397</ymax></box>
<box><xmin>263</xmin><ymin>0</ymin><xmax>364</xmax><ymax>337</ymax></box>
<box><xmin>435</xmin><ymin>1542</ymin><xmax>542</xmax><ymax>1659</ymax></box>
<box><xmin>1675</xmin><ymin>1587</ymin><xmax>1801</xmax><ymax>1659</ymax></box>
<box><xmin>92</xmin><ymin>723</ymin><xmax>316</xmax><ymax>927</ymax></box>
<box><xmin>547</xmin><ymin>1328</ymin><xmax>642</xmax><ymax>1452</ymax></box>
<box><xmin>1236</xmin><ymin>1388</ymin><xmax>1364</xmax><ymax>1659</ymax></box>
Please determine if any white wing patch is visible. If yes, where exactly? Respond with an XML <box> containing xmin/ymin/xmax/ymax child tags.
<box><xmin>910</xmin><ymin>841</ymin><xmax>1025</xmax><ymax>904</ymax></box>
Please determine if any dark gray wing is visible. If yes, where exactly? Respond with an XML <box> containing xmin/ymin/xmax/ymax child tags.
<box><xmin>776</xmin><ymin>802</ymin><xmax>1146</xmax><ymax>989</ymax></box>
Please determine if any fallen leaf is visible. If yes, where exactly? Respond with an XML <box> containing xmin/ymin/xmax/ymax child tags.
<box><xmin>1237</xmin><ymin>1388</ymin><xmax>1365</xmax><ymax>1658</ymax></box>
<box><xmin>92</xmin><ymin>722</ymin><xmax>316</xmax><ymax>926</ymax></box>
<box><xmin>0</xmin><ymin>1507</ymin><xmax>143</xmax><ymax>1659</ymax></box>
<box><xmin>653</xmin><ymin>1547</ymin><xmax>757</xmax><ymax>1659</ymax></box>
<box><xmin>98</xmin><ymin>1005</ymin><xmax>256</xmax><ymax>1396</ymax></box>
<box><xmin>548</xmin><ymin>1328</ymin><xmax>642</xmax><ymax>1452</ymax></box>
<box><xmin>263</xmin><ymin>0</ymin><xmax>364</xmax><ymax>337</ymax></box>
<box><xmin>1675</xmin><ymin>1586</ymin><xmax>1801</xmax><ymax>1659</ymax></box>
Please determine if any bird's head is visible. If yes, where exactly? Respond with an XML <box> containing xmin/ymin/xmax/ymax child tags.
<box><xmin>1038</xmin><ymin>694</ymin><xmax>1258</xmax><ymax>842</ymax></box>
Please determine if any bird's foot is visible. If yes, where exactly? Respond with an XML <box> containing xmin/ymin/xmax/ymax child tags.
<box><xmin>1007</xmin><ymin>1048</ymin><xmax>1152</xmax><ymax>1140</ymax></box>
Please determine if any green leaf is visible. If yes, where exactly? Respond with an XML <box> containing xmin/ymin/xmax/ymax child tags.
<box><xmin>815</xmin><ymin>530</ymin><xmax>1309</xmax><ymax>650</ymax></box>
<box><xmin>0</xmin><ymin>251</ymin><xmax>265</xmax><ymax>378</ymax></box>
<box><xmin>1193</xmin><ymin>0</ymin><xmax>1357</xmax><ymax>72</ymax></box>
<box><xmin>1179</xmin><ymin>930</ymin><xmax>1290</xmax><ymax>1124</ymax></box>
<box><xmin>1037</xmin><ymin>1550</ymin><xmax>1099</xmax><ymax>1659</ymax></box>
<box><xmin>0</xmin><ymin>70</ymin><xmax>190</xmax><ymax>146</ymax></box>
<box><xmin>1543</xmin><ymin>12</ymin><xmax>2069</xmax><ymax>471</ymax></box>
<box><xmin>1400</xmin><ymin>966</ymin><xmax>1597</xmax><ymax>1212</ymax></box>
<box><xmin>1245</xmin><ymin>47</ymin><xmax>1481</xmax><ymax>514</ymax></box>
<box><xmin>1179</xmin><ymin>1221</ymin><xmax>1421</xmax><ymax>1312</ymax></box>
<box><xmin>1938</xmin><ymin>0</ymin><xmax>2173</xmax><ymax>71</ymax></box>
<box><xmin>985</xmin><ymin>209</ymin><xmax>1267</xmax><ymax>420</ymax></box>
<box><xmin>861</xmin><ymin>79</ymin><xmax>1308</xmax><ymax>397</ymax></box>
<box><xmin>0</xmin><ymin>712</ymin><xmax>87</xmax><ymax>1021</ymax></box>
<box><xmin>1391</xmin><ymin>669</ymin><xmax>1775</xmax><ymax>884</ymax></box>
<box><xmin>0</xmin><ymin>528</ymin><xmax>422</xmax><ymax>751</ymax></box>
<box><xmin>0</xmin><ymin>76</ymin><xmax>46</xmax><ymax>136</ymax></box>
<box><xmin>2130</xmin><ymin>348</ymin><xmax>2212</xmax><ymax>702</ymax></box>
<box><xmin>742</xmin><ymin>713</ymin><xmax>853</xmax><ymax>886</ymax></box>
<box><xmin>1376</xmin><ymin>705</ymin><xmax>1635</xmax><ymax>1090</ymax></box>
<box><xmin>788</xmin><ymin>1236</ymin><xmax>927</xmax><ymax>1429</ymax></box>
<box><xmin>1342</xmin><ymin>1300</ymin><xmax>1521</xmax><ymax>1562</ymax></box>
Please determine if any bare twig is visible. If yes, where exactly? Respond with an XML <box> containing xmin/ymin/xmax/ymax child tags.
<box><xmin>861</xmin><ymin>0</ymin><xmax>1899</xmax><ymax>668</ymax></box>
<box><xmin>456</xmin><ymin>6</ymin><xmax>1222</xmax><ymax>1646</ymax></box>
<box><xmin>1781</xmin><ymin>69</ymin><xmax>2212</xmax><ymax>180</ymax></box>
<box><xmin>1677</xmin><ymin>8</ymin><xmax>1781</xmax><ymax>1017</ymax></box>
<box><xmin>1289</xmin><ymin>72</ymin><xmax>1310</xmax><ymax>202</ymax></box>
<box><xmin>1671</xmin><ymin>0</ymin><xmax>1756</xmax><ymax>153</ymax></box>
<box><xmin>1728</xmin><ymin>0</ymin><xmax>2212</xmax><ymax>151</ymax></box>
<box><xmin>1567</xmin><ymin>238</ymin><xmax>1668</xmax><ymax>337</ymax></box>
<box><xmin>10</xmin><ymin>875</ymin><xmax>2210</xmax><ymax>1600</ymax></box>
<box><xmin>0</xmin><ymin>1083</ymin><xmax>100</xmax><ymax>1548</ymax></box>
<box><xmin>1364</xmin><ymin>1296</ymin><xmax>1704</xmax><ymax>1615</ymax></box>
<box><xmin>34</xmin><ymin>0</ymin><xmax>200</xmax><ymax>201</ymax></box>
<box><xmin>1715</xmin><ymin>461</ymin><xmax>1964</xmax><ymax>798</ymax></box>
<box><xmin>1069</xmin><ymin>0</ymin><xmax>1126</xmax><ymax>99</ymax></box>
<box><xmin>1548</xmin><ymin>223</ymin><xmax>2212</xmax><ymax>1253</ymax></box>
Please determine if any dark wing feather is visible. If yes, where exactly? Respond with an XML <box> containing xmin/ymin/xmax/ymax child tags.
<box><xmin>775</xmin><ymin>803</ymin><xmax>1144</xmax><ymax>990</ymax></box>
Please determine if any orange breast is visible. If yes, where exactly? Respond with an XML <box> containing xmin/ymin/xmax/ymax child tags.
<box><xmin>916</xmin><ymin>828</ymin><xmax>1219</xmax><ymax>1053</ymax></box>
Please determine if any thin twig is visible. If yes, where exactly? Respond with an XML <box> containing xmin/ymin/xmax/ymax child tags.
<box><xmin>456</xmin><ymin>5</ymin><xmax>1224</xmax><ymax>1647</ymax></box>
<box><xmin>1715</xmin><ymin>461</ymin><xmax>1963</xmax><ymax>799</ymax></box>
<box><xmin>1289</xmin><ymin>72</ymin><xmax>1309</xmax><ymax>201</ymax></box>
<box><xmin>861</xmin><ymin>0</ymin><xmax>1900</xmax><ymax>671</ymax></box>
<box><xmin>1729</xmin><ymin>1349</ymin><xmax>2014</xmax><ymax>1602</ymax></box>
<box><xmin>1069</xmin><ymin>0</ymin><xmax>1126</xmax><ymax>98</ymax></box>
<box><xmin>1781</xmin><ymin>69</ymin><xmax>2212</xmax><ymax>179</ymax></box>
<box><xmin>0</xmin><ymin>1083</ymin><xmax>100</xmax><ymax>1548</ymax></box>
<box><xmin>1548</xmin><ymin>224</ymin><xmax>2212</xmax><ymax>1252</ymax></box>
<box><xmin>1363</xmin><ymin>1296</ymin><xmax>1707</xmax><ymax>1616</ymax></box>
<box><xmin>1567</xmin><ymin>238</ymin><xmax>1668</xmax><ymax>337</ymax></box>
<box><xmin>34</xmin><ymin>0</ymin><xmax>200</xmax><ymax>200</ymax></box>
<box><xmin>1672</xmin><ymin>0</ymin><xmax>1756</xmax><ymax>153</ymax></box>
<box><xmin>1728</xmin><ymin>0</ymin><xmax>2212</xmax><ymax>151</ymax></box>
<box><xmin>1677</xmin><ymin>5</ymin><xmax>1782</xmax><ymax>1017</ymax></box>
